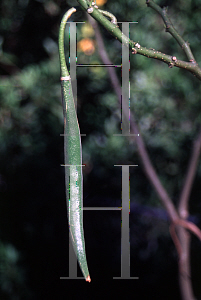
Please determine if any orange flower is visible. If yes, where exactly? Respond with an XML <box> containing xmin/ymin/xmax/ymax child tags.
<box><xmin>96</xmin><ymin>0</ymin><xmax>107</xmax><ymax>6</ymax></box>
<box><xmin>77</xmin><ymin>38</ymin><xmax>95</xmax><ymax>55</ymax></box>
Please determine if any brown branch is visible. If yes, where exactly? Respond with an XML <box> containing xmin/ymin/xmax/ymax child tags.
<box><xmin>174</xmin><ymin>219</ymin><xmax>201</xmax><ymax>241</ymax></box>
<box><xmin>170</xmin><ymin>218</ymin><xmax>201</xmax><ymax>259</ymax></box>
<box><xmin>170</xmin><ymin>219</ymin><xmax>201</xmax><ymax>288</ymax></box>
<box><xmin>178</xmin><ymin>127</ymin><xmax>201</xmax><ymax>219</ymax></box>
<box><xmin>169</xmin><ymin>223</ymin><xmax>182</xmax><ymax>257</ymax></box>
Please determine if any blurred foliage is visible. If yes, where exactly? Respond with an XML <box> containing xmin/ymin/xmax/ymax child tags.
<box><xmin>0</xmin><ymin>0</ymin><xmax>201</xmax><ymax>298</ymax></box>
<box><xmin>0</xmin><ymin>241</ymin><xmax>29</xmax><ymax>299</ymax></box>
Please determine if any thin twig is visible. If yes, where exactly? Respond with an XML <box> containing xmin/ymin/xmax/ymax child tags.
<box><xmin>146</xmin><ymin>0</ymin><xmax>196</xmax><ymax>62</ymax></box>
<box><xmin>174</xmin><ymin>219</ymin><xmax>201</xmax><ymax>241</ymax></box>
<box><xmin>178</xmin><ymin>127</ymin><xmax>201</xmax><ymax>219</ymax></box>
<box><xmin>170</xmin><ymin>217</ymin><xmax>201</xmax><ymax>259</ymax></box>
<box><xmin>169</xmin><ymin>223</ymin><xmax>182</xmax><ymax>257</ymax></box>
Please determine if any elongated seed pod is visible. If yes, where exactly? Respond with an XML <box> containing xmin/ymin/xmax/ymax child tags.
<box><xmin>58</xmin><ymin>7</ymin><xmax>91</xmax><ymax>282</ymax></box>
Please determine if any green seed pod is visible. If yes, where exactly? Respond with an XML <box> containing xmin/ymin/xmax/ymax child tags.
<box><xmin>58</xmin><ymin>7</ymin><xmax>91</xmax><ymax>283</ymax></box>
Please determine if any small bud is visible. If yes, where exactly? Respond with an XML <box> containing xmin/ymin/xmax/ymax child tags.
<box><xmin>87</xmin><ymin>7</ymin><xmax>94</xmax><ymax>13</ymax></box>
<box><xmin>168</xmin><ymin>62</ymin><xmax>174</xmax><ymax>68</ymax></box>
<box><xmin>132</xmin><ymin>48</ymin><xmax>137</xmax><ymax>54</ymax></box>
<box><xmin>135</xmin><ymin>43</ymin><xmax>140</xmax><ymax>49</ymax></box>
<box><xmin>111</xmin><ymin>20</ymin><xmax>117</xmax><ymax>25</ymax></box>
<box><xmin>172</xmin><ymin>56</ymin><xmax>177</xmax><ymax>61</ymax></box>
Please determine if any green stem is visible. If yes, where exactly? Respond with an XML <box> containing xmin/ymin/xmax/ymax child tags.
<box><xmin>59</xmin><ymin>7</ymin><xmax>76</xmax><ymax>77</ymax></box>
<box><xmin>77</xmin><ymin>0</ymin><xmax>201</xmax><ymax>80</ymax></box>
<box><xmin>77</xmin><ymin>0</ymin><xmax>131</xmax><ymax>47</ymax></box>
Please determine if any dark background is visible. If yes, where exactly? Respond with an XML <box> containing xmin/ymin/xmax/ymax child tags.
<box><xmin>0</xmin><ymin>0</ymin><xmax>201</xmax><ymax>299</ymax></box>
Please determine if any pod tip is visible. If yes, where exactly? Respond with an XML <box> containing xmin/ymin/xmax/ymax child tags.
<box><xmin>86</xmin><ymin>275</ymin><xmax>91</xmax><ymax>283</ymax></box>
